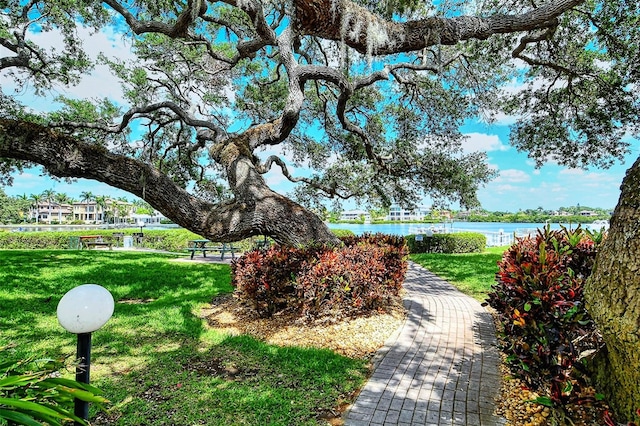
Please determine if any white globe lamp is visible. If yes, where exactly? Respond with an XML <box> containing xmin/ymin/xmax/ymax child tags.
<box><xmin>57</xmin><ymin>284</ymin><xmax>114</xmax><ymax>424</ymax></box>
<box><xmin>57</xmin><ymin>284</ymin><xmax>114</xmax><ymax>334</ymax></box>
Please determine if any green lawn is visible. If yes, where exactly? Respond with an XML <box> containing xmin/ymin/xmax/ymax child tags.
<box><xmin>0</xmin><ymin>250</ymin><xmax>368</xmax><ymax>425</ymax></box>
<box><xmin>410</xmin><ymin>246</ymin><xmax>507</xmax><ymax>301</ymax></box>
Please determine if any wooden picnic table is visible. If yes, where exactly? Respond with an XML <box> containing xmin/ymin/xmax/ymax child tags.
<box><xmin>186</xmin><ymin>239</ymin><xmax>239</xmax><ymax>260</ymax></box>
<box><xmin>79</xmin><ymin>235</ymin><xmax>113</xmax><ymax>250</ymax></box>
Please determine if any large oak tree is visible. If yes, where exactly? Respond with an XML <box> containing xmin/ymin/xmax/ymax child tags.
<box><xmin>1</xmin><ymin>0</ymin><xmax>639</xmax><ymax>419</ymax></box>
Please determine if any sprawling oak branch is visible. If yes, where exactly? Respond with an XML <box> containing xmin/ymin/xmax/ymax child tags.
<box><xmin>55</xmin><ymin>101</ymin><xmax>224</xmax><ymax>135</ymax></box>
<box><xmin>103</xmin><ymin>0</ymin><xmax>206</xmax><ymax>38</ymax></box>
<box><xmin>293</xmin><ymin>0</ymin><xmax>584</xmax><ymax>55</ymax></box>
<box><xmin>0</xmin><ymin>119</ymin><xmax>338</xmax><ymax>245</ymax></box>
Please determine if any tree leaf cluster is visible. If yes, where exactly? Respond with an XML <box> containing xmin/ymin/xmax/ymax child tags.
<box><xmin>0</xmin><ymin>0</ymin><xmax>637</xmax><ymax>244</ymax></box>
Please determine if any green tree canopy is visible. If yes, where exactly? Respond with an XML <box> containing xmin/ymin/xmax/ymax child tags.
<box><xmin>0</xmin><ymin>0</ymin><xmax>637</xmax><ymax>245</ymax></box>
<box><xmin>0</xmin><ymin>189</ymin><xmax>29</xmax><ymax>223</ymax></box>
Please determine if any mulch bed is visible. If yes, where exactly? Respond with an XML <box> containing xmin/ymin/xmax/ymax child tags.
<box><xmin>199</xmin><ymin>294</ymin><xmax>407</xmax><ymax>359</ymax></box>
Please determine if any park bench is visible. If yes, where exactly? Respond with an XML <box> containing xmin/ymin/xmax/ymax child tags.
<box><xmin>79</xmin><ymin>236</ymin><xmax>113</xmax><ymax>250</ymax></box>
<box><xmin>84</xmin><ymin>241</ymin><xmax>114</xmax><ymax>250</ymax></box>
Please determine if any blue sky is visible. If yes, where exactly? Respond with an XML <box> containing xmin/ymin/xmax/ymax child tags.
<box><xmin>1</xmin><ymin>26</ymin><xmax>637</xmax><ymax>212</ymax></box>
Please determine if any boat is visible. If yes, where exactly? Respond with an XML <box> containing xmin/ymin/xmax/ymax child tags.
<box><xmin>587</xmin><ymin>219</ymin><xmax>610</xmax><ymax>231</ymax></box>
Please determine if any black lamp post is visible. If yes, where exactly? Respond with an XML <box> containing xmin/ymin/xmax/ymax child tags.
<box><xmin>57</xmin><ymin>284</ymin><xmax>114</xmax><ymax>425</ymax></box>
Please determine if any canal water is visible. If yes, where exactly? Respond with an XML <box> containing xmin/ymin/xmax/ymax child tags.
<box><xmin>326</xmin><ymin>222</ymin><xmax>565</xmax><ymax>236</ymax></box>
<box><xmin>3</xmin><ymin>221</ymin><xmax>583</xmax><ymax>247</ymax></box>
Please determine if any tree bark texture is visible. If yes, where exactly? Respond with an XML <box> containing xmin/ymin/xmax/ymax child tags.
<box><xmin>584</xmin><ymin>156</ymin><xmax>640</xmax><ymax>421</ymax></box>
<box><xmin>0</xmin><ymin>119</ymin><xmax>339</xmax><ymax>246</ymax></box>
<box><xmin>293</xmin><ymin>0</ymin><xmax>585</xmax><ymax>55</ymax></box>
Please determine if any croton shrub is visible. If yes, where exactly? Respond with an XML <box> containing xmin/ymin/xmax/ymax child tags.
<box><xmin>231</xmin><ymin>234</ymin><xmax>408</xmax><ymax>319</ymax></box>
<box><xmin>485</xmin><ymin>225</ymin><xmax>604</xmax><ymax>405</ymax></box>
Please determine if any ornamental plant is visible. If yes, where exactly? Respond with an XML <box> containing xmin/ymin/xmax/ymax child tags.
<box><xmin>231</xmin><ymin>234</ymin><xmax>408</xmax><ymax>319</ymax></box>
<box><xmin>230</xmin><ymin>243</ymin><xmax>327</xmax><ymax>317</ymax></box>
<box><xmin>485</xmin><ymin>225</ymin><xmax>603</xmax><ymax>405</ymax></box>
<box><xmin>296</xmin><ymin>243</ymin><xmax>404</xmax><ymax>317</ymax></box>
<box><xmin>0</xmin><ymin>351</ymin><xmax>109</xmax><ymax>426</ymax></box>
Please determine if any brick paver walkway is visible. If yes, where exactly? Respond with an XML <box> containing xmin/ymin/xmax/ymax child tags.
<box><xmin>343</xmin><ymin>262</ymin><xmax>504</xmax><ymax>426</ymax></box>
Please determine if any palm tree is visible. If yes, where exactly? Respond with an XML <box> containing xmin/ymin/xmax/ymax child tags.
<box><xmin>40</xmin><ymin>189</ymin><xmax>56</xmax><ymax>223</ymax></box>
<box><xmin>16</xmin><ymin>193</ymin><xmax>29</xmax><ymax>223</ymax></box>
<box><xmin>110</xmin><ymin>200</ymin><xmax>120</xmax><ymax>225</ymax></box>
<box><xmin>55</xmin><ymin>193</ymin><xmax>70</xmax><ymax>204</ymax></box>
<box><xmin>79</xmin><ymin>191</ymin><xmax>94</xmax><ymax>222</ymax></box>
<box><xmin>94</xmin><ymin>195</ymin><xmax>108</xmax><ymax>224</ymax></box>
<box><xmin>28</xmin><ymin>194</ymin><xmax>41</xmax><ymax>223</ymax></box>
<box><xmin>79</xmin><ymin>191</ymin><xmax>93</xmax><ymax>204</ymax></box>
<box><xmin>55</xmin><ymin>192</ymin><xmax>71</xmax><ymax>223</ymax></box>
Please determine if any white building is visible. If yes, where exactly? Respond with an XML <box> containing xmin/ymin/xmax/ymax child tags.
<box><xmin>73</xmin><ymin>199</ymin><xmax>135</xmax><ymax>224</ymax></box>
<box><xmin>131</xmin><ymin>212</ymin><xmax>166</xmax><ymax>225</ymax></box>
<box><xmin>28</xmin><ymin>198</ymin><xmax>163</xmax><ymax>225</ymax></box>
<box><xmin>29</xmin><ymin>202</ymin><xmax>74</xmax><ymax>223</ymax></box>
<box><xmin>387</xmin><ymin>205</ymin><xmax>432</xmax><ymax>221</ymax></box>
<box><xmin>340</xmin><ymin>209</ymin><xmax>371</xmax><ymax>221</ymax></box>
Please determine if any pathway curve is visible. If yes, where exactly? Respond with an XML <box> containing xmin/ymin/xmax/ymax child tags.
<box><xmin>343</xmin><ymin>262</ymin><xmax>505</xmax><ymax>426</ymax></box>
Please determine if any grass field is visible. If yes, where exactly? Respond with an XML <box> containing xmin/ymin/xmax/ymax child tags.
<box><xmin>0</xmin><ymin>250</ymin><xmax>368</xmax><ymax>425</ymax></box>
<box><xmin>410</xmin><ymin>246</ymin><xmax>507</xmax><ymax>301</ymax></box>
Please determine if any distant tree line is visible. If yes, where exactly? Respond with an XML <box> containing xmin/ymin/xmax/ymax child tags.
<box><xmin>461</xmin><ymin>206</ymin><xmax>612</xmax><ymax>223</ymax></box>
<box><xmin>327</xmin><ymin>205</ymin><xmax>611</xmax><ymax>224</ymax></box>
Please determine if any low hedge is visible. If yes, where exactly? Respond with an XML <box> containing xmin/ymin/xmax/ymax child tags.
<box><xmin>329</xmin><ymin>229</ymin><xmax>355</xmax><ymax>238</ymax></box>
<box><xmin>405</xmin><ymin>232</ymin><xmax>486</xmax><ymax>254</ymax></box>
<box><xmin>0</xmin><ymin>229</ymin><xmax>212</xmax><ymax>252</ymax></box>
<box><xmin>0</xmin><ymin>228</ymin><xmax>355</xmax><ymax>253</ymax></box>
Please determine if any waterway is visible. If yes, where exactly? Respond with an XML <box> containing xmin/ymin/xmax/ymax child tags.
<box><xmin>2</xmin><ymin>221</ymin><xmax>587</xmax><ymax>247</ymax></box>
<box><xmin>3</xmin><ymin>221</ymin><xmax>572</xmax><ymax>235</ymax></box>
<box><xmin>326</xmin><ymin>221</ymin><xmax>566</xmax><ymax>236</ymax></box>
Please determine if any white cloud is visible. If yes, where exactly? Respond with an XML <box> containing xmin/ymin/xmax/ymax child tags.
<box><xmin>495</xmin><ymin>169</ymin><xmax>530</xmax><ymax>184</ymax></box>
<box><xmin>263</xmin><ymin>169</ymin><xmax>289</xmax><ymax>187</ymax></box>
<box><xmin>559</xmin><ymin>168</ymin><xmax>620</xmax><ymax>184</ymax></box>
<box><xmin>1</xmin><ymin>25</ymin><xmax>133</xmax><ymax>108</ymax></box>
<box><xmin>558</xmin><ymin>168</ymin><xmax>584</xmax><ymax>176</ymax></box>
<box><xmin>494</xmin><ymin>184</ymin><xmax>518</xmax><ymax>192</ymax></box>
<box><xmin>461</xmin><ymin>132</ymin><xmax>509</xmax><ymax>153</ymax></box>
<box><xmin>47</xmin><ymin>27</ymin><xmax>133</xmax><ymax>103</ymax></box>
<box><xmin>485</xmin><ymin>111</ymin><xmax>519</xmax><ymax>126</ymax></box>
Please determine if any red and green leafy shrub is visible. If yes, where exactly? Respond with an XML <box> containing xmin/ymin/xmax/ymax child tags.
<box><xmin>340</xmin><ymin>233</ymin><xmax>409</xmax><ymax>285</ymax></box>
<box><xmin>296</xmin><ymin>244</ymin><xmax>404</xmax><ymax>317</ymax></box>
<box><xmin>230</xmin><ymin>244</ymin><xmax>327</xmax><ymax>317</ymax></box>
<box><xmin>231</xmin><ymin>234</ymin><xmax>408</xmax><ymax>319</ymax></box>
<box><xmin>485</xmin><ymin>225</ymin><xmax>603</xmax><ymax>405</ymax></box>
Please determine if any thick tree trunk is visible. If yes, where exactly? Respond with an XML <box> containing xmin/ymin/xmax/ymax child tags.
<box><xmin>0</xmin><ymin>119</ymin><xmax>339</xmax><ymax>246</ymax></box>
<box><xmin>584</xmin><ymin>156</ymin><xmax>640</xmax><ymax>421</ymax></box>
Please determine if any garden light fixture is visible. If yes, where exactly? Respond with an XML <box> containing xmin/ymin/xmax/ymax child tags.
<box><xmin>57</xmin><ymin>284</ymin><xmax>114</xmax><ymax>425</ymax></box>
